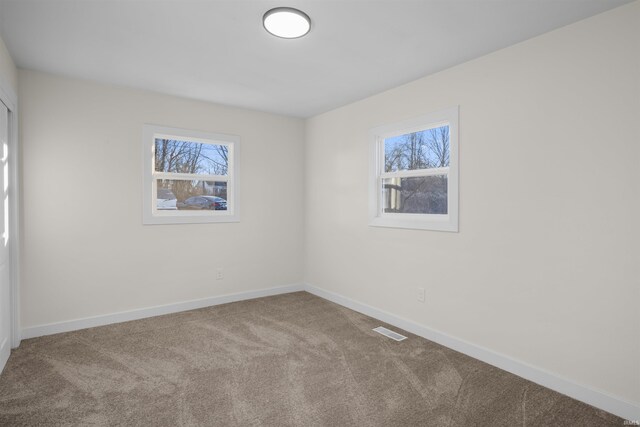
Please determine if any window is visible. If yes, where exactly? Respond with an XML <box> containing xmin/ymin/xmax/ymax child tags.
<box><xmin>369</xmin><ymin>107</ymin><xmax>458</xmax><ymax>231</ymax></box>
<box><xmin>143</xmin><ymin>125</ymin><xmax>239</xmax><ymax>224</ymax></box>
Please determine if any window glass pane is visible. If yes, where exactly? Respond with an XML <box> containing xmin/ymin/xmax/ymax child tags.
<box><xmin>156</xmin><ymin>179</ymin><xmax>227</xmax><ymax>211</ymax></box>
<box><xmin>384</xmin><ymin>125</ymin><xmax>449</xmax><ymax>172</ymax></box>
<box><xmin>382</xmin><ymin>175</ymin><xmax>447</xmax><ymax>214</ymax></box>
<box><xmin>154</xmin><ymin>138</ymin><xmax>229</xmax><ymax>175</ymax></box>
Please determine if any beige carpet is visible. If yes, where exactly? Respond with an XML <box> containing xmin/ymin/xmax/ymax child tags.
<box><xmin>0</xmin><ymin>292</ymin><xmax>622</xmax><ymax>426</ymax></box>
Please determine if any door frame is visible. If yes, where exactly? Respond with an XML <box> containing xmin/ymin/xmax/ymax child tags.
<box><xmin>0</xmin><ymin>74</ymin><xmax>20</xmax><ymax>350</ymax></box>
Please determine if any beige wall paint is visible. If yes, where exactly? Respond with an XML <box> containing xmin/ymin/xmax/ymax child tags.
<box><xmin>305</xmin><ymin>2</ymin><xmax>639</xmax><ymax>405</ymax></box>
<box><xmin>0</xmin><ymin>34</ymin><xmax>17</xmax><ymax>97</ymax></box>
<box><xmin>19</xmin><ymin>70</ymin><xmax>305</xmax><ymax>328</ymax></box>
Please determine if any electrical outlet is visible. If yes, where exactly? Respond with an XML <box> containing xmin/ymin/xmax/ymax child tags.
<box><xmin>417</xmin><ymin>287</ymin><xmax>425</xmax><ymax>303</ymax></box>
<box><xmin>216</xmin><ymin>268</ymin><xmax>223</xmax><ymax>280</ymax></box>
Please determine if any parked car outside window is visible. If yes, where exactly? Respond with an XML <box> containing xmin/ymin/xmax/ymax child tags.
<box><xmin>178</xmin><ymin>196</ymin><xmax>227</xmax><ymax>211</ymax></box>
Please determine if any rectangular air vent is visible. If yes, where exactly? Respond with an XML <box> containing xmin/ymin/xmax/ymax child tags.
<box><xmin>373</xmin><ymin>326</ymin><xmax>407</xmax><ymax>341</ymax></box>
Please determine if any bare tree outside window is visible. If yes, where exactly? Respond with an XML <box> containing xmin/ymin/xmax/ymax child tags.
<box><xmin>155</xmin><ymin>139</ymin><xmax>228</xmax><ymax>175</ymax></box>
<box><xmin>384</xmin><ymin>125</ymin><xmax>449</xmax><ymax>172</ymax></box>
<box><xmin>427</xmin><ymin>126</ymin><xmax>449</xmax><ymax>168</ymax></box>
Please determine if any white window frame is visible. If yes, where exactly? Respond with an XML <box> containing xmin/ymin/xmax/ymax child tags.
<box><xmin>369</xmin><ymin>106</ymin><xmax>458</xmax><ymax>232</ymax></box>
<box><xmin>142</xmin><ymin>124</ymin><xmax>240</xmax><ymax>225</ymax></box>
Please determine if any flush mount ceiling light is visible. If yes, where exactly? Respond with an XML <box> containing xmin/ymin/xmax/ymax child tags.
<box><xmin>263</xmin><ymin>7</ymin><xmax>311</xmax><ymax>39</ymax></box>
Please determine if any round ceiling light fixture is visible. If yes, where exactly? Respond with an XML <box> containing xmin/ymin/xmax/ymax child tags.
<box><xmin>263</xmin><ymin>7</ymin><xmax>311</xmax><ymax>39</ymax></box>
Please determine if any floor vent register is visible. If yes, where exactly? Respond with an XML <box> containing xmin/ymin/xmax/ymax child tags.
<box><xmin>373</xmin><ymin>326</ymin><xmax>407</xmax><ymax>341</ymax></box>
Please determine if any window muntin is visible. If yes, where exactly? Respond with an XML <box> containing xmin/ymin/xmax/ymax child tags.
<box><xmin>143</xmin><ymin>125</ymin><xmax>239</xmax><ymax>224</ymax></box>
<box><xmin>369</xmin><ymin>107</ymin><xmax>458</xmax><ymax>231</ymax></box>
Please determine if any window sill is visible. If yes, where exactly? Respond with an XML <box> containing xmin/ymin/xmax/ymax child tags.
<box><xmin>143</xmin><ymin>211</ymin><xmax>239</xmax><ymax>225</ymax></box>
<box><xmin>369</xmin><ymin>215</ymin><xmax>458</xmax><ymax>232</ymax></box>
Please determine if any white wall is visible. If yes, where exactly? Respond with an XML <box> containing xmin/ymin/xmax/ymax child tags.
<box><xmin>305</xmin><ymin>1</ymin><xmax>639</xmax><ymax>407</ymax></box>
<box><xmin>0</xmin><ymin>35</ymin><xmax>17</xmax><ymax>97</ymax></box>
<box><xmin>19</xmin><ymin>70</ymin><xmax>305</xmax><ymax>328</ymax></box>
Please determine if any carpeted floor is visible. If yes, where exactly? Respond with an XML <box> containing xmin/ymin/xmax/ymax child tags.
<box><xmin>0</xmin><ymin>292</ymin><xmax>622</xmax><ymax>426</ymax></box>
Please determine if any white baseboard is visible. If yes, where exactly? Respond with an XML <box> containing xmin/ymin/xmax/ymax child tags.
<box><xmin>20</xmin><ymin>283</ymin><xmax>304</xmax><ymax>340</ymax></box>
<box><xmin>304</xmin><ymin>283</ymin><xmax>640</xmax><ymax>422</ymax></box>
